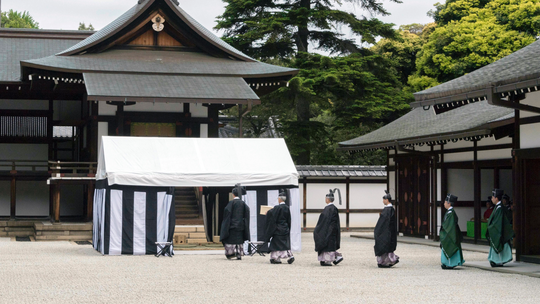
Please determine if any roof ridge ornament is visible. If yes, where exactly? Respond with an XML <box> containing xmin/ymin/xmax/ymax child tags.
<box><xmin>152</xmin><ymin>14</ymin><xmax>165</xmax><ymax>32</ymax></box>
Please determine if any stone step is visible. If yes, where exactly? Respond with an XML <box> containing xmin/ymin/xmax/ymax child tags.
<box><xmin>34</xmin><ymin>222</ymin><xmax>93</xmax><ymax>231</ymax></box>
<box><xmin>0</xmin><ymin>221</ymin><xmax>37</xmax><ymax>228</ymax></box>
<box><xmin>175</xmin><ymin>206</ymin><xmax>199</xmax><ymax>211</ymax></box>
<box><xmin>175</xmin><ymin>225</ymin><xmax>205</xmax><ymax>233</ymax></box>
<box><xmin>3</xmin><ymin>227</ymin><xmax>35</xmax><ymax>232</ymax></box>
<box><xmin>36</xmin><ymin>230</ymin><xmax>93</xmax><ymax>236</ymax></box>
<box><xmin>34</xmin><ymin>235</ymin><xmax>92</xmax><ymax>241</ymax></box>
<box><xmin>188</xmin><ymin>232</ymin><xmax>206</xmax><ymax>238</ymax></box>
<box><xmin>0</xmin><ymin>231</ymin><xmax>34</xmax><ymax>237</ymax></box>
<box><xmin>186</xmin><ymin>238</ymin><xmax>208</xmax><ymax>244</ymax></box>
<box><xmin>176</xmin><ymin>214</ymin><xmax>199</xmax><ymax>219</ymax></box>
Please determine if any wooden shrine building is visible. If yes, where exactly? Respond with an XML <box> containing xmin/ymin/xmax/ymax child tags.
<box><xmin>339</xmin><ymin>38</ymin><xmax>540</xmax><ymax>264</ymax></box>
<box><xmin>0</xmin><ymin>0</ymin><xmax>297</xmax><ymax>227</ymax></box>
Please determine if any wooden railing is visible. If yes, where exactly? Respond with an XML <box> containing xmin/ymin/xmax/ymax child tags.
<box><xmin>49</xmin><ymin>161</ymin><xmax>97</xmax><ymax>178</ymax></box>
<box><xmin>0</xmin><ymin>160</ymin><xmax>49</xmax><ymax>172</ymax></box>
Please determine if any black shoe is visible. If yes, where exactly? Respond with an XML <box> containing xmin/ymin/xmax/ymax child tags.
<box><xmin>270</xmin><ymin>259</ymin><xmax>282</xmax><ymax>264</ymax></box>
<box><xmin>226</xmin><ymin>254</ymin><xmax>234</xmax><ymax>260</ymax></box>
<box><xmin>490</xmin><ymin>261</ymin><xmax>503</xmax><ymax>268</ymax></box>
<box><xmin>378</xmin><ymin>264</ymin><xmax>391</xmax><ymax>268</ymax></box>
<box><xmin>236</xmin><ymin>256</ymin><xmax>242</xmax><ymax>260</ymax></box>
<box><xmin>320</xmin><ymin>261</ymin><xmax>333</xmax><ymax>266</ymax></box>
<box><xmin>441</xmin><ymin>264</ymin><xmax>455</xmax><ymax>270</ymax></box>
<box><xmin>333</xmin><ymin>256</ymin><xmax>344</xmax><ymax>265</ymax></box>
<box><xmin>287</xmin><ymin>257</ymin><xmax>295</xmax><ymax>264</ymax></box>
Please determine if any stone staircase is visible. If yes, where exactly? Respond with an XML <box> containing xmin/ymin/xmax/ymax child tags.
<box><xmin>174</xmin><ymin>225</ymin><xmax>208</xmax><ymax>245</ymax></box>
<box><xmin>174</xmin><ymin>187</ymin><xmax>203</xmax><ymax>225</ymax></box>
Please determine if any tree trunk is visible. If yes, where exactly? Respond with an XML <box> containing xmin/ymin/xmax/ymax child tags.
<box><xmin>295</xmin><ymin>0</ymin><xmax>310</xmax><ymax>52</ymax></box>
<box><xmin>295</xmin><ymin>92</ymin><xmax>311</xmax><ymax>165</ymax></box>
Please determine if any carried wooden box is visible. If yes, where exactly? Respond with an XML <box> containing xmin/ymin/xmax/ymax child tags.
<box><xmin>260</xmin><ymin>205</ymin><xmax>273</xmax><ymax>215</ymax></box>
<box><xmin>174</xmin><ymin>234</ymin><xmax>187</xmax><ymax>245</ymax></box>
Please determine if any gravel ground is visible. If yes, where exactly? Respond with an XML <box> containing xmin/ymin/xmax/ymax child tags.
<box><xmin>0</xmin><ymin>233</ymin><xmax>538</xmax><ymax>303</ymax></box>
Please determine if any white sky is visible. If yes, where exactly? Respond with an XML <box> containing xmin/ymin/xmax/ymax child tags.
<box><xmin>1</xmin><ymin>0</ymin><xmax>439</xmax><ymax>52</ymax></box>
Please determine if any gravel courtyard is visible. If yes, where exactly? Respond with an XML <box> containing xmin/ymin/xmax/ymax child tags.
<box><xmin>0</xmin><ymin>233</ymin><xmax>538</xmax><ymax>303</ymax></box>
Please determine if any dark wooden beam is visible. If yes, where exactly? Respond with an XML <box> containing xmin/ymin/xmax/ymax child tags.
<box><xmin>513</xmin><ymin>102</ymin><xmax>522</xmax><ymax>261</ymax></box>
<box><xmin>303</xmin><ymin>179</ymin><xmax>307</xmax><ymax>230</ymax></box>
<box><xmin>53</xmin><ymin>182</ymin><xmax>61</xmax><ymax>223</ymax></box>
<box><xmin>346</xmin><ymin>177</ymin><xmax>350</xmax><ymax>230</ymax></box>
<box><xmin>10</xmin><ymin>176</ymin><xmax>16</xmax><ymax>219</ymax></box>
<box><xmin>86</xmin><ymin>182</ymin><xmax>94</xmax><ymax>222</ymax></box>
<box><xmin>473</xmin><ymin>140</ymin><xmax>481</xmax><ymax>244</ymax></box>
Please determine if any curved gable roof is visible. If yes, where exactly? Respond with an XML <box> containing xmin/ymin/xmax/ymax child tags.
<box><xmin>57</xmin><ymin>0</ymin><xmax>255</xmax><ymax>62</ymax></box>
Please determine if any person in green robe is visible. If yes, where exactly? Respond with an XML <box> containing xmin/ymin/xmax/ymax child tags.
<box><xmin>486</xmin><ymin>189</ymin><xmax>514</xmax><ymax>267</ymax></box>
<box><xmin>440</xmin><ymin>194</ymin><xmax>465</xmax><ymax>269</ymax></box>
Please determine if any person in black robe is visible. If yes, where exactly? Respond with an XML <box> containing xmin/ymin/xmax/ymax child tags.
<box><xmin>220</xmin><ymin>184</ymin><xmax>250</xmax><ymax>260</ymax></box>
<box><xmin>374</xmin><ymin>190</ymin><xmax>399</xmax><ymax>268</ymax></box>
<box><xmin>264</xmin><ymin>190</ymin><xmax>294</xmax><ymax>264</ymax></box>
<box><xmin>313</xmin><ymin>189</ymin><xmax>343</xmax><ymax>266</ymax></box>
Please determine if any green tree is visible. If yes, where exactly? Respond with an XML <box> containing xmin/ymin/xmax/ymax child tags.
<box><xmin>217</xmin><ymin>0</ymin><xmax>402</xmax><ymax>164</ymax></box>
<box><xmin>411</xmin><ymin>0</ymin><xmax>540</xmax><ymax>90</ymax></box>
<box><xmin>0</xmin><ymin>9</ymin><xmax>39</xmax><ymax>29</ymax></box>
<box><xmin>78</xmin><ymin>22</ymin><xmax>95</xmax><ymax>31</ymax></box>
<box><xmin>216</xmin><ymin>0</ymin><xmax>400</xmax><ymax>59</ymax></box>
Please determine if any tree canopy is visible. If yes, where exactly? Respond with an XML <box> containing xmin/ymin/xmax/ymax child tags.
<box><xmin>215</xmin><ymin>0</ymin><xmax>401</xmax><ymax>59</ymax></box>
<box><xmin>78</xmin><ymin>22</ymin><xmax>95</xmax><ymax>31</ymax></box>
<box><xmin>1</xmin><ymin>9</ymin><xmax>39</xmax><ymax>29</ymax></box>
<box><xmin>410</xmin><ymin>0</ymin><xmax>540</xmax><ymax>90</ymax></box>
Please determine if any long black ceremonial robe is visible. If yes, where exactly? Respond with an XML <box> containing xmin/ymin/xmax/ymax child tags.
<box><xmin>440</xmin><ymin>208</ymin><xmax>464</xmax><ymax>267</ymax></box>
<box><xmin>264</xmin><ymin>203</ymin><xmax>291</xmax><ymax>251</ymax></box>
<box><xmin>374</xmin><ymin>206</ymin><xmax>397</xmax><ymax>257</ymax></box>
<box><xmin>486</xmin><ymin>203</ymin><xmax>514</xmax><ymax>264</ymax></box>
<box><xmin>220</xmin><ymin>198</ymin><xmax>250</xmax><ymax>244</ymax></box>
<box><xmin>313</xmin><ymin>203</ymin><xmax>340</xmax><ymax>254</ymax></box>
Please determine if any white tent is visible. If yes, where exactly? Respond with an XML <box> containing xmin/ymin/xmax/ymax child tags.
<box><xmin>94</xmin><ymin>136</ymin><xmax>301</xmax><ymax>255</ymax></box>
<box><xmin>97</xmin><ymin>137</ymin><xmax>299</xmax><ymax>187</ymax></box>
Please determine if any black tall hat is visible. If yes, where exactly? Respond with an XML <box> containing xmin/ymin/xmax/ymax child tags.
<box><xmin>279</xmin><ymin>189</ymin><xmax>287</xmax><ymax>197</ymax></box>
<box><xmin>446</xmin><ymin>194</ymin><xmax>458</xmax><ymax>205</ymax></box>
<box><xmin>492</xmin><ymin>189</ymin><xmax>504</xmax><ymax>201</ymax></box>
<box><xmin>383</xmin><ymin>190</ymin><xmax>392</xmax><ymax>201</ymax></box>
<box><xmin>232</xmin><ymin>183</ymin><xmax>246</xmax><ymax>197</ymax></box>
<box><xmin>326</xmin><ymin>188</ymin><xmax>342</xmax><ymax>205</ymax></box>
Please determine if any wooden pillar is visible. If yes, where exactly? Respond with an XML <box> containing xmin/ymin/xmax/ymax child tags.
<box><xmin>513</xmin><ymin>103</ymin><xmax>522</xmax><ymax>260</ymax></box>
<box><xmin>117</xmin><ymin>104</ymin><xmax>124</xmax><ymax>136</ymax></box>
<box><xmin>431</xmin><ymin>145</ymin><xmax>438</xmax><ymax>240</ymax></box>
<box><xmin>86</xmin><ymin>182</ymin><xmax>94</xmax><ymax>222</ymax></box>
<box><xmin>89</xmin><ymin>100</ymin><xmax>99</xmax><ymax>162</ymax></box>
<box><xmin>440</xmin><ymin>144</ymin><xmax>447</xmax><ymax>230</ymax></box>
<box><xmin>48</xmin><ymin>99</ymin><xmax>54</xmax><ymax>161</ymax></box>
<box><xmin>303</xmin><ymin>178</ymin><xmax>307</xmax><ymax>230</ymax></box>
<box><xmin>208</xmin><ymin>105</ymin><xmax>220</xmax><ymax>138</ymax></box>
<box><xmin>394</xmin><ymin>148</ymin><xmax>399</xmax><ymax>233</ymax></box>
<box><xmin>238</xmin><ymin>104</ymin><xmax>244</xmax><ymax>138</ymax></box>
<box><xmin>473</xmin><ymin>140</ymin><xmax>481</xmax><ymax>244</ymax></box>
<box><xmin>53</xmin><ymin>182</ymin><xmax>61</xmax><ymax>223</ymax></box>
<box><xmin>10</xmin><ymin>176</ymin><xmax>16</xmax><ymax>219</ymax></box>
<box><xmin>346</xmin><ymin>177</ymin><xmax>350</xmax><ymax>230</ymax></box>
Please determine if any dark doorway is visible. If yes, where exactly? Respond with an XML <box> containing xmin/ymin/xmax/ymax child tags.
<box><xmin>523</xmin><ymin>159</ymin><xmax>540</xmax><ymax>256</ymax></box>
<box><xmin>397</xmin><ymin>156</ymin><xmax>430</xmax><ymax>237</ymax></box>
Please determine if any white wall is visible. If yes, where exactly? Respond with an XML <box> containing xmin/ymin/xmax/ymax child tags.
<box><xmin>15</xmin><ymin>181</ymin><xmax>49</xmax><ymax>216</ymax></box>
<box><xmin>302</xmin><ymin>181</ymin><xmax>386</xmax><ymax>228</ymax></box>
<box><xmin>447</xmin><ymin>169</ymin><xmax>474</xmax><ymax>201</ymax></box>
<box><xmin>520</xmin><ymin>91</ymin><xmax>540</xmax><ymax>148</ymax></box>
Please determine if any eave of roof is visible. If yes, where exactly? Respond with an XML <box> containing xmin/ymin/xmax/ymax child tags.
<box><xmin>295</xmin><ymin>165</ymin><xmax>387</xmax><ymax>178</ymax></box>
<box><xmin>0</xmin><ymin>28</ymin><xmax>95</xmax><ymax>40</ymax></box>
<box><xmin>83</xmin><ymin>73</ymin><xmax>260</xmax><ymax>104</ymax></box>
<box><xmin>20</xmin><ymin>49</ymin><xmax>298</xmax><ymax>78</ymax></box>
<box><xmin>411</xmin><ymin>39</ymin><xmax>540</xmax><ymax>108</ymax></box>
<box><xmin>338</xmin><ymin>100</ymin><xmax>514</xmax><ymax>151</ymax></box>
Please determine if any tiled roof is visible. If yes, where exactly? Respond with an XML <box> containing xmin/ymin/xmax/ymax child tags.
<box><xmin>339</xmin><ymin>100</ymin><xmax>513</xmax><ymax>150</ymax></box>
<box><xmin>22</xmin><ymin>49</ymin><xmax>297</xmax><ymax>78</ymax></box>
<box><xmin>58</xmin><ymin>0</ymin><xmax>255</xmax><ymax>62</ymax></box>
<box><xmin>296</xmin><ymin>165</ymin><xmax>387</xmax><ymax>178</ymax></box>
<box><xmin>413</xmin><ymin>39</ymin><xmax>540</xmax><ymax>106</ymax></box>
<box><xmin>84</xmin><ymin>73</ymin><xmax>259</xmax><ymax>103</ymax></box>
<box><xmin>0</xmin><ymin>32</ymin><xmax>85</xmax><ymax>81</ymax></box>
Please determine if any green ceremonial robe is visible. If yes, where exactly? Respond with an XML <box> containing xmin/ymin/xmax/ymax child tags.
<box><xmin>440</xmin><ymin>208</ymin><xmax>464</xmax><ymax>267</ymax></box>
<box><xmin>486</xmin><ymin>203</ymin><xmax>514</xmax><ymax>265</ymax></box>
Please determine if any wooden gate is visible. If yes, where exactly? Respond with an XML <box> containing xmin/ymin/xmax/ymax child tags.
<box><xmin>397</xmin><ymin>155</ymin><xmax>430</xmax><ymax>236</ymax></box>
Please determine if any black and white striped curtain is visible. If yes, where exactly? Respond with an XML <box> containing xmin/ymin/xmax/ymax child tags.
<box><xmin>93</xmin><ymin>181</ymin><xmax>175</xmax><ymax>255</ymax></box>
